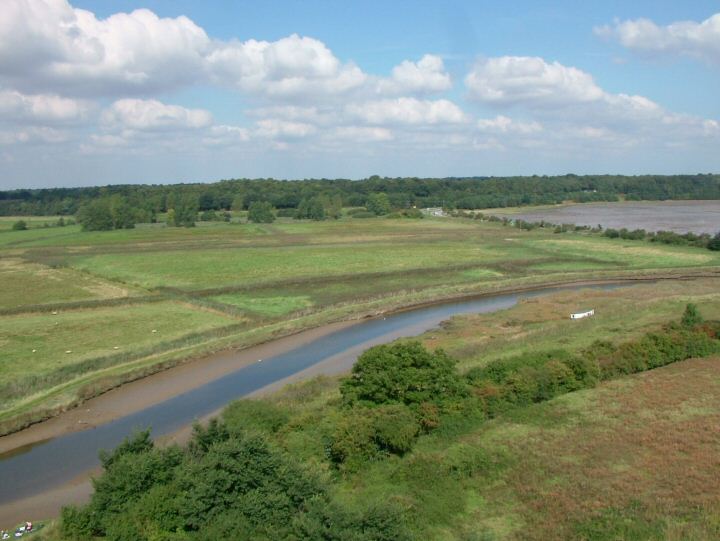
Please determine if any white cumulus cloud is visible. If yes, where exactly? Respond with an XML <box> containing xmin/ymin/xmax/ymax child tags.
<box><xmin>0</xmin><ymin>89</ymin><xmax>89</xmax><ymax>122</ymax></box>
<box><xmin>377</xmin><ymin>54</ymin><xmax>452</xmax><ymax>94</ymax></box>
<box><xmin>101</xmin><ymin>99</ymin><xmax>213</xmax><ymax>130</ymax></box>
<box><xmin>0</xmin><ymin>0</ymin><xmax>210</xmax><ymax>96</ymax></box>
<box><xmin>465</xmin><ymin>56</ymin><xmax>604</xmax><ymax>105</ymax></box>
<box><xmin>476</xmin><ymin>115</ymin><xmax>543</xmax><ymax>134</ymax></box>
<box><xmin>347</xmin><ymin>98</ymin><xmax>466</xmax><ymax>125</ymax></box>
<box><xmin>254</xmin><ymin>119</ymin><xmax>317</xmax><ymax>139</ymax></box>
<box><xmin>207</xmin><ymin>34</ymin><xmax>366</xmax><ymax>98</ymax></box>
<box><xmin>596</xmin><ymin>13</ymin><xmax>720</xmax><ymax>64</ymax></box>
<box><xmin>332</xmin><ymin>126</ymin><xmax>394</xmax><ymax>141</ymax></box>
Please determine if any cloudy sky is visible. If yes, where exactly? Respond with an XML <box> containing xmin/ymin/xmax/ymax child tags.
<box><xmin>1</xmin><ymin>0</ymin><xmax>719</xmax><ymax>189</ymax></box>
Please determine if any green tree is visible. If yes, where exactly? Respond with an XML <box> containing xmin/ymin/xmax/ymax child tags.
<box><xmin>169</xmin><ymin>195</ymin><xmax>198</xmax><ymax>227</ymax></box>
<box><xmin>708</xmin><ymin>232</ymin><xmax>720</xmax><ymax>251</ymax></box>
<box><xmin>366</xmin><ymin>192</ymin><xmax>391</xmax><ymax>216</ymax></box>
<box><xmin>297</xmin><ymin>197</ymin><xmax>326</xmax><ymax>220</ymax></box>
<box><xmin>12</xmin><ymin>220</ymin><xmax>27</xmax><ymax>230</ymax></box>
<box><xmin>231</xmin><ymin>194</ymin><xmax>245</xmax><ymax>211</ymax></box>
<box><xmin>76</xmin><ymin>199</ymin><xmax>114</xmax><ymax>231</ymax></box>
<box><xmin>248</xmin><ymin>201</ymin><xmax>276</xmax><ymax>223</ymax></box>
<box><xmin>341</xmin><ymin>341</ymin><xmax>467</xmax><ymax>407</ymax></box>
<box><xmin>681</xmin><ymin>303</ymin><xmax>703</xmax><ymax>327</ymax></box>
<box><xmin>109</xmin><ymin>195</ymin><xmax>136</xmax><ymax>229</ymax></box>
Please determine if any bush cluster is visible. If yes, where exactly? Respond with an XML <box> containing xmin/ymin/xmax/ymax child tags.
<box><xmin>330</xmin><ymin>341</ymin><xmax>468</xmax><ymax>469</ymax></box>
<box><xmin>61</xmin><ymin>422</ymin><xmax>411</xmax><ymax>540</ymax></box>
<box><xmin>59</xmin><ymin>307</ymin><xmax>719</xmax><ymax>539</ymax></box>
<box><xmin>466</xmin><ymin>306</ymin><xmax>720</xmax><ymax>416</ymax></box>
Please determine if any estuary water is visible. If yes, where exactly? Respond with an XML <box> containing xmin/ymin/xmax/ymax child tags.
<box><xmin>0</xmin><ymin>282</ymin><xmax>625</xmax><ymax>508</ymax></box>
<box><xmin>499</xmin><ymin>200</ymin><xmax>720</xmax><ymax>235</ymax></box>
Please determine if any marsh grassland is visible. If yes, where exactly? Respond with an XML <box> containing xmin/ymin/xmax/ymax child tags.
<box><xmin>226</xmin><ymin>279</ymin><xmax>720</xmax><ymax>540</ymax></box>
<box><xmin>1</xmin><ymin>215</ymin><xmax>719</xmax><ymax>433</ymax></box>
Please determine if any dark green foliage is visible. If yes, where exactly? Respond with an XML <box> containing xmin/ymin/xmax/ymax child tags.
<box><xmin>11</xmin><ymin>219</ymin><xmax>27</xmax><ymax>230</ymax></box>
<box><xmin>3</xmin><ymin>174</ymin><xmax>720</xmax><ymax>217</ymax></box>
<box><xmin>187</xmin><ymin>417</ymin><xmax>229</xmax><ymax>456</ymax></box>
<box><xmin>58</xmin><ymin>309</ymin><xmax>720</xmax><ymax>540</ymax></box>
<box><xmin>108</xmin><ymin>195</ymin><xmax>137</xmax><ymax>229</ymax></box>
<box><xmin>60</xmin><ymin>421</ymin><xmax>390</xmax><ymax>540</ymax></box>
<box><xmin>76</xmin><ymin>196</ymin><xmax>141</xmax><ymax>231</ymax></box>
<box><xmin>366</xmin><ymin>192</ymin><xmax>391</xmax><ymax>216</ymax></box>
<box><xmin>708</xmin><ymin>232</ymin><xmax>720</xmax><ymax>251</ymax></box>
<box><xmin>276</xmin><ymin>208</ymin><xmax>298</xmax><ymax>218</ymax></box>
<box><xmin>341</xmin><ymin>341</ymin><xmax>468</xmax><ymax>407</ymax></box>
<box><xmin>293</xmin><ymin>499</ymin><xmax>413</xmax><ymax>541</ymax></box>
<box><xmin>467</xmin><ymin>314</ymin><xmax>720</xmax><ymax>416</ymax></box>
<box><xmin>329</xmin><ymin>404</ymin><xmax>421</xmax><ymax>468</ymax></box>
<box><xmin>467</xmin><ymin>350</ymin><xmax>584</xmax><ymax>413</ymax></box>
<box><xmin>350</xmin><ymin>210</ymin><xmax>375</xmax><ymax>219</ymax></box>
<box><xmin>296</xmin><ymin>197</ymin><xmax>326</xmax><ymax>220</ymax></box>
<box><xmin>597</xmin><ymin>326</ymin><xmax>720</xmax><ymax>379</ymax></box>
<box><xmin>169</xmin><ymin>195</ymin><xmax>198</xmax><ymax>227</ymax></box>
<box><xmin>76</xmin><ymin>199</ymin><xmax>114</xmax><ymax>231</ymax></box>
<box><xmin>603</xmin><ymin>228</ymin><xmax>619</xmax><ymax>238</ymax></box>
<box><xmin>398</xmin><ymin>208</ymin><xmax>424</xmax><ymax>219</ymax></box>
<box><xmin>681</xmin><ymin>303</ymin><xmax>703</xmax><ymax>327</ymax></box>
<box><xmin>247</xmin><ymin>201</ymin><xmax>276</xmax><ymax>223</ymax></box>
<box><xmin>176</xmin><ymin>434</ymin><xmax>324</xmax><ymax>533</ymax></box>
<box><xmin>91</xmin><ymin>446</ymin><xmax>183</xmax><ymax>530</ymax></box>
<box><xmin>60</xmin><ymin>505</ymin><xmax>95</xmax><ymax>540</ymax></box>
<box><xmin>98</xmin><ymin>428</ymin><xmax>154</xmax><ymax>469</ymax></box>
<box><xmin>199</xmin><ymin>209</ymin><xmax>218</xmax><ymax>221</ymax></box>
<box><xmin>222</xmin><ymin>399</ymin><xmax>290</xmax><ymax>434</ymax></box>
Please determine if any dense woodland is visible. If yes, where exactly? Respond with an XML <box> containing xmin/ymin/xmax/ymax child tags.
<box><xmin>2</xmin><ymin>174</ymin><xmax>719</xmax><ymax>218</ymax></box>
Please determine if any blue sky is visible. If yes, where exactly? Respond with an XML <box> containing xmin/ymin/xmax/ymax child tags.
<box><xmin>1</xmin><ymin>0</ymin><xmax>718</xmax><ymax>188</ymax></box>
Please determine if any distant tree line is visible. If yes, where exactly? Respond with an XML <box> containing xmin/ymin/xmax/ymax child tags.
<box><xmin>2</xmin><ymin>174</ymin><xmax>719</xmax><ymax>218</ymax></box>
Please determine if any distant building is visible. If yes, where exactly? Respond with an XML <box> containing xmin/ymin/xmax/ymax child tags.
<box><xmin>570</xmin><ymin>309</ymin><xmax>594</xmax><ymax>320</ymax></box>
<box><xmin>422</xmin><ymin>207</ymin><xmax>446</xmax><ymax>217</ymax></box>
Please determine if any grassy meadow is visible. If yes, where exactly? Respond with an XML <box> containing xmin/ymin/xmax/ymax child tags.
<box><xmin>204</xmin><ymin>279</ymin><xmax>720</xmax><ymax>541</ymax></box>
<box><xmin>2</xmin><ymin>214</ymin><xmax>720</xmax><ymax>433</ymax></box>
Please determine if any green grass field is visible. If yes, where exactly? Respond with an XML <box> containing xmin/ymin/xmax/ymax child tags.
<box><xmin>1</xmin><ymin>214</ymin><xmax>719</xmax><ymax>433</ymax></box>
<box><xmin>0</xmin><ymin>258</ymin><xmax>135</xmax><ymax>309</ymax></box>
<box><xmin>223</xmin><ymin>279</ymin><xmax>720</xmax><ymax>541</ymax></box>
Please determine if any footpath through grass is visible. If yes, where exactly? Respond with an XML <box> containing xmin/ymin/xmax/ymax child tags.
<box><xmin>2</xmin><ymin>215</ymin><xmax>720</xmax><ymax>434</ymax></box>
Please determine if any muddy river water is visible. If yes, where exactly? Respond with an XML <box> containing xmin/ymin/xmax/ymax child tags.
<box><xmin>0</xmin><ymin>282</ymin><xmax>628</xmax><ymax>523</ymax></box>
<box><xmin>500</xmin><ymin>200</ymin><xmax>720</xmax><ymax>234</ymax></box>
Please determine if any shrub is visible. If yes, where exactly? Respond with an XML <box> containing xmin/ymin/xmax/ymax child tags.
<box><xmin>247</xmin><ymin>201</ymin><xmax>276</xmax><ymax>223</ymax></box>
<box><xmin>371</xmin><ymin>404</ymin><xmax>420</xmax><ymax>455</ymax></box>
<box><xmin>340</xmin><ymin>341</ymin><xmax>468</xmax><ymax>407</ymax></box>
<box><xmin>222</xmin><ymin>399</ymin><xmax>290</xmax><ymax>435</ymax></box>
<box><xmin>708</xmin><ymin>232</ymin><xmax>720</xmax><ymax>251</ymax></box>
<box><xmin>198</xmin><ymin>209</ymin><xmax>218</xmax><ymax>221</ymax></box>
<box><xmin>12</xmin><ymin>219</ymin><xmax>27</xmax><ymax>230</ymax></box>
<box><xmin>329</xmin><ymin>404</ymin><xmax>420</xmax><ymax>469</ymax></box>
<box><xmin>681</xmin><ymin>303</ymin><xmax>703</xmax><ymax>327</ymax></box>
<box><xmin>176</xmin><ymin>434</ymin><xmax>324</xmax><ymax>531</ymax></box>
<box><xmin>366</xmin><ymin>192</ymin><xmax>391</xmax><ymax>215</ymax></box>
<box><xmin>328</xmin><ymin>409</ymin><xmax>378</xmax><ymax>468</ymax></box>
<box><xmin>293</xmin><ymin>499</ymin><xmax>413</xmax><ymax>541</ymax></box>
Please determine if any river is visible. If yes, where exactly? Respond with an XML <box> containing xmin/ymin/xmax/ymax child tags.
<box><xmin>0</xmin><ymin>282</ymin><xmax>626</xmax><ymax>522</ymax></box>
<box><xmin>497</xmin><ymin>200</ymin><xmax>720</xmax><ymax>235</ymax></box>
